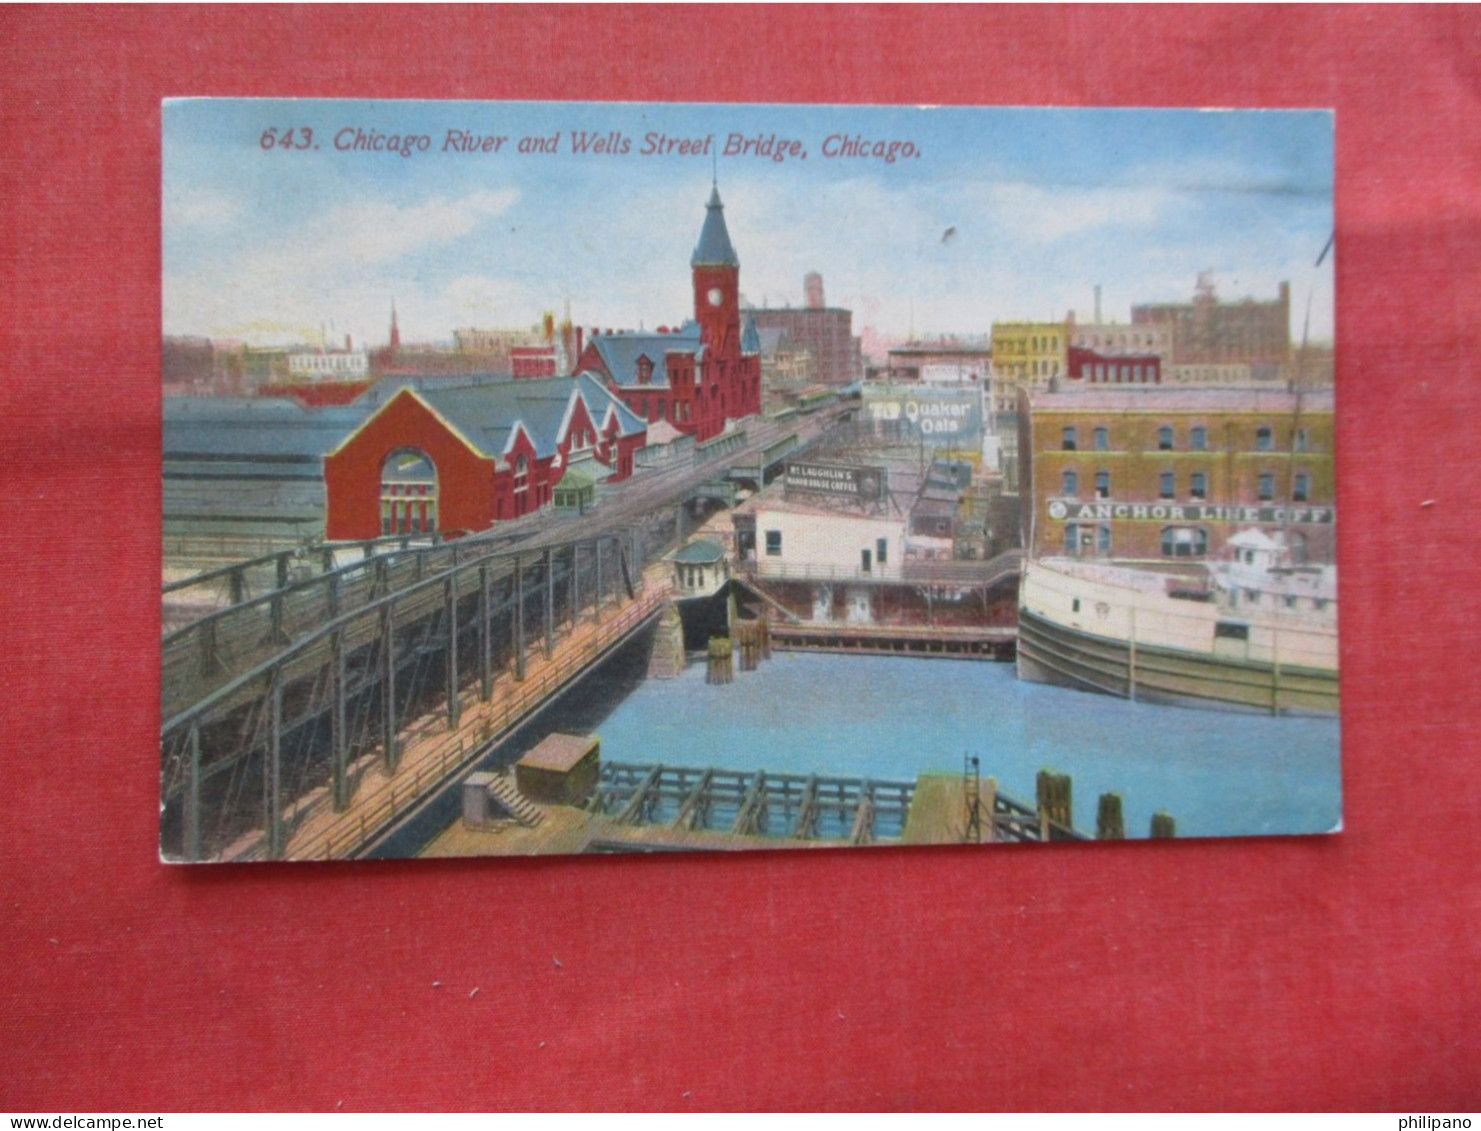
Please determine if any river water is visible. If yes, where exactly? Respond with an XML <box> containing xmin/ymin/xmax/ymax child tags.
<box><xmin>591</xmin><ymin>651</ymin><xmax>1341</xmax><ymax>840</ymax></box>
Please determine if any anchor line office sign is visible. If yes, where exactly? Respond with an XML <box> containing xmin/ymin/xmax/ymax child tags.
<box><xmin>1046</xmin><ymin>499</ymin><xmax>1336</xmax><ymax>525</ymax></box>
<box><xmin>785</xmin><ymin>461</ymin><xmax>885</xmax><ymax>501</ymax></box>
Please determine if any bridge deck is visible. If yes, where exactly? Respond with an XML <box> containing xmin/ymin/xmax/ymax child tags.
<box><xmin>219</xmin><ymin>566</ymin><xmax>674</xmax><ymax>862</ymax></box>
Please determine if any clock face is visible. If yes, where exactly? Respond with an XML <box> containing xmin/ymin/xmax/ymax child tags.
<box><xmin>707</xmin><ymin>287</ymin><xmax>724</xmax><ymax>307</ymax></box>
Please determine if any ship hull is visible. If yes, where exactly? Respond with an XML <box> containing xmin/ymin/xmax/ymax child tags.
<box><xmin>1017</xmin><ymin>605</ymin><xmax>1338</xmax><ymax>716</ymax></box>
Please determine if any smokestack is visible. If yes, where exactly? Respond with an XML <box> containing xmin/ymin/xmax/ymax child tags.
<box><xmin>1094</xmin><ymin>284</ymin><xmax>1102</xmax><ymax>324</ymax></box>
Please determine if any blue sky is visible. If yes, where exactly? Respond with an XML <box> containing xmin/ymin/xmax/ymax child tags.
<box><xmin>163</xmin><ymin>100</ymin><xmax>1334</xmax><ymax>349</ymax></box>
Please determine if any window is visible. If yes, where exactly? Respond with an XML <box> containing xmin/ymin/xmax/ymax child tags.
<box><xmin>1191</xmin><ymin>426</ymin><xmax>1208</xmax><ymax>451</ymax></box>
<box><xmin>1095</xmin><ymin>470</ymin><xmax>1110</xmax><ymax>499</ymax></box>
<box><xmin>1061</xmin><ymin>426</ymin><xmax>1077</xmax><ymax>451</ymax></box>
<box><xmin>1159</xmin><ymin>471</ymin><xmax>1175</xmax><ymax>499</ymax></box>
<box><xmin>1258</xmin><ymin>472</ymin><xmax>1275</xmax><ymax>501</ymax></box>
<box><xmin>1215</xmin><ymin>621</ymin><xmax>1250</xmax><ymax>641</ymax></box>
<box><xmin>1290</xmin><ymin>531</ymin><xmax>1309</xmax><ymax>565</ymax></box>
<box><xmin>1062</xmin><ymin>468</ymin><xmax>1079</xmax><ymax>497</ymax></box>
<box><xmin>1158</xmin><ymin>425</ymin><xmax>1174</xmax><ymax>451</ymax></box>
<box><xmin>1295</xmin><ymin>428</ymin><xmax>1310</xmax><ymax>453</ymax></box>
<box><xmin>1294</xmin><ymin>472</ymin><xmax>1311</xmax><ymax>502</ymax></box>
<box><xmin>1161</xmin><ymin>526</ymin><xmax>1208</xmax><ymax>558</ymax></box>
<box><xmin>1065</xmin><ymin>523</ymin><xmax>1080</xmax><ymax>555</ymax></box>
<box><xmin>861</xmin><ymin>549</ymin><xmax>872</xmax><ymax>573</ymax></box>
<box><xmin>1190</xmin><ymin>472</ymin><xmax>1207</xmax><ymax>500</ymax></box>
<box><xmin>1097</xmin><ymin>524</ymin><xmax>1112</xmax><ymax>555</ymax></box>
<box><xmin>764</xmin><ymin>530</ymin><xmax>782</xmax><ymax>556</ymax></box>
<box><xmin>1093</xmin><ymin>426</ymin><xmax>1109</xmax><ymax>450</ymax></box>
<box><xmin>1256</xmin><ymin>425</ymin><xmax>1273</xmax><ymax>452</ymax></box>
<box><xmin>876</xmin><ymin>537</ymin><xmax>888</xmax><ymax>565</ymax></box>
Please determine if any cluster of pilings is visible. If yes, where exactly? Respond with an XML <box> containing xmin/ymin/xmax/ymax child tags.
<box><xmin>1036</xmin><ymin>768</ymin><xmax>1176</xmax><ymax>840</ymax></box>
<box><xmin>705</xmin><ymin>636</ymin><xmax>733</xmax><ymax>684</ymax></box>
<box><xmin>734</xmin><ymin>617</ymin><xmax>771</xmax><ymax>671</ymax></box>
<box><xmin>707</xmin><ymin>614</ymin><xmax>772</xmax><ymax>683</ymax></box>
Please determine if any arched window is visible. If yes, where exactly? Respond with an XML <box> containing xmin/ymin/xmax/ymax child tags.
<box><xmin>1159</xmin><ymin>471</ymin><xmax>1175</xmax><ymax>499</ymax></box>
<box><xmin>1256</xmin><ymin>425</ymin><xmax>1274</xmax><ymax>452</ymax></box>
<box><xmin>1061</xmin><ymin>468</ymin><xmax>1079</xmax><ymax>497</ymax></box>
<box><xmin>380</xmin><ymin>449</ymin><xmax>438</xmax><ymax>535</ymax></box>
<box><xmin>1161</xmin><ymin>526</ymin><xmax>1208</xmax><ymax>558</ymax></box>
<box><xmin>1293</xmin><ymin>471</ymin><xmax>1311</xmax><ymax>502</ymax></box>
<box><xmin>1190</xmin><ymin>472</ymin><xmax>1207</xmax><ymax>500</ymax></box>
<box><xmin>1093</xmin><ymin>426</ymin><xmax>1109</xmax><ymax>450</ymax></box>
<box><xmin>1095</xmin><ymin>470</ymin><xmax>1110</xmax><ymax>499</ymax></box>
<box><xmin>1158</xmin><ymin>425</ymin><xmax>1174</xmax><ymax>451</ymax></box>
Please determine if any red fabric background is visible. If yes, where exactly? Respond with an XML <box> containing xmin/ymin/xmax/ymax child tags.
<box><xmin>1</xmin><ymin>5</ymin><xmax>1477</xmax><ymax>1112</ymax></box>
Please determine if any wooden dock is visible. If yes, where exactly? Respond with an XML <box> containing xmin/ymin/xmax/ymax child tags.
<box><xmin>421</xmin><ymin>759</ymin><xmax>1086</xmax><ymax>858</ymax></box>
<box><xmin>769</xmin><ymin>621</ymin><xmax>1016</xmax><ymax>660</ymax></box>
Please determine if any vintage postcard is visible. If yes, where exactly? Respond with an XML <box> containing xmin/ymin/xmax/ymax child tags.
<box><xmin>161</xmin><ymin>99</ymin><xmax>1337</xmax><ymax>861</ymax></box>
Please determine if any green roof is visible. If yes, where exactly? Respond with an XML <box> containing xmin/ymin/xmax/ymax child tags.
<box><xmin>554</xmin><ymin>464</ymin><xmax>599</xmax><ymax>490</ymax></box>
<box><xmin>669</xmin><ymin>538</ymin><xmax>726</xmax><ymax>564</ymax></box>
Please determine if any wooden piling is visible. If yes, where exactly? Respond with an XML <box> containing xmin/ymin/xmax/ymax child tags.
<box><xmin>759</xmin><ymin>614</ymin><xmax>771</xmax><ymax>660</ymax></box>
<box><xmin>706</xmin><ymin>635</ymin><xmax>733</xmax><ymax>685</ymax></box>
<box><xmin>1096</xmin><ymin>792</ymin><xmax>1125</xmax><ymax>840</ymax></box>
<box><xmin>1036</xmin><ymin>769</ymin><xmax>1072</xmax><ymax>834</ymax></box>
<box><xmin>1150</xmin><ymin>811</ymin><xmax>1177</xmax><ymax>838</ymax></box>
<box><xmin>736</xmin><ymin>621</ymin><xmax>761</xmax><ymax>671</ymax></box>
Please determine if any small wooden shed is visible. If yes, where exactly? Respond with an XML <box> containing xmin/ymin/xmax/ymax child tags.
<box><xmin>515</xmin><ymin>733</ymin><xmax>601</xmax><ymax>806</ymax></box>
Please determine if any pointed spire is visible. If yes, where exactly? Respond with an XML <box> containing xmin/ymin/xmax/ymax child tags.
<box><xmin>692</xmin><ymin>184</ymin><xmax>739</xmax><ymax>268</ymax></box>
<box><xmin>389</xmin><ymin>299</ymin><xmax>401</xmax><ymax>351</ymax></box>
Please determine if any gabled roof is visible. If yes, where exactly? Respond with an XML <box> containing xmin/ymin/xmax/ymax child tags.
<box><xmin>339</xmin><ymin>374</ymin><xmax>645</xmax><ymax>464</ymax></box>
<box><xmin>741</xmin><ymin>315</ymin><xmax>761</xmax><ymax>354</ymax></box>
<box><xmin>692</xmin><ymin>184</ymin><xmax>739</xmax><ymax>267</ymax></box>
<box><xmin>589</xmin><ymin>324</ymin><xmax>701</xmax><ymax>389</ymax></box>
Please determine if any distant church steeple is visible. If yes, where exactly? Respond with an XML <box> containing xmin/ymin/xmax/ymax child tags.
<box><xmin>389</xmin><ymin>300</ymin><xmax>401</xmax><ymax>352</ymax></box>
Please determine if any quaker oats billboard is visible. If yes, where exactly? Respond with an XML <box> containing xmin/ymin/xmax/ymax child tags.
<box><xmin>863</xmin><ymin>383</ymin><xmax>984</xmax><ymax>445</ymax></box>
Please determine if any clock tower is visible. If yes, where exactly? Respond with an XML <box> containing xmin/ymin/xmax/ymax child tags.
<box><xmin>691</xmin><ymin>183</ymin><xmax>741</xmax><ymax>357</ymax></box>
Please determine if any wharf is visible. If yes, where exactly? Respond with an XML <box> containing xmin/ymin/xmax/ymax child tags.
<box><xmin>769</xmin><ymin>620</ymin><xmax>1016</xmax><ymax>660</ymax></box>
<box><xmin>421</xmin><ymin>761</ymin><xmax>1081</xmax><ymax>858</ymax></box>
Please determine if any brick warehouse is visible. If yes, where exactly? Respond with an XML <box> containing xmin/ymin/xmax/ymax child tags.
<box><xmin>574</xmin><ymin>185</ymin><xmax>764</xmax><ymax>443</ymax></box>
<box><xmin>323</xmin><ymin>373</ymin><xmax>647</xmax><ymax>540</ymax></box>
<box><xmin>1018</xmin><ymin>386</ymin><xmax>1335</xmax><ymax>564</ymax></box>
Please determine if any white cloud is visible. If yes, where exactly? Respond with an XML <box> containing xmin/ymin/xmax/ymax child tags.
<box><xmin>243</xmin><ymin>188</ymin><xmax>519</xmax><ymax>280</ymax></box>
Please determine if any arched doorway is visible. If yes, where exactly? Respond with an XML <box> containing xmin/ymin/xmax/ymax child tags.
<box><xmin>380</xmin><ymin>449</ymin><xmax>438</xmax><ymax>535</ymax></box>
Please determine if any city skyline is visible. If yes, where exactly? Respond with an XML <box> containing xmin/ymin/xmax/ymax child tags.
<box><xmin>164</xmin><ymin>100</ymin><xmax>1334</xmax><ymax>350</ymax></box>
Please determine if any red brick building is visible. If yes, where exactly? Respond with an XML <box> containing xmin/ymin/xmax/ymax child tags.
<box><xmin>323</xmin><ymin>373</ymin><xmax>647</xmax><ymax>540</ymax></box>
<box><xmin>1067</xmin><ymin>344</ymin><xmax>1163</xmax><ymax>385</ymax></box>
<box><xmin>574</xmin><ymin>186</ymin><xmax>763</xmax><ymax>443</ymax></box>
<box><xmin>1132</xmin><ymin>273</ymin><xmax>1290</xmax><ymax>366</ymax></box>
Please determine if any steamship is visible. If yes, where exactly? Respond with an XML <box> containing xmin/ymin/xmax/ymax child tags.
<box><xmin>1016</xmin><ymin>529</ymin><xmax>1338</xmax><ymax>715</ymax></box>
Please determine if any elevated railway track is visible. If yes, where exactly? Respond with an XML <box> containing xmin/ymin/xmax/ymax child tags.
<box><xmin>160</xmin><ymin>405</ymin><xmax>853</xmax><ymax>862</ymax></box>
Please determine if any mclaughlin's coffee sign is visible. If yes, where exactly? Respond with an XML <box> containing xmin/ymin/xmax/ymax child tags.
<box><xmin>1047</xmin><ymin>498</ymin><xmax>1336</xmax><ymax>524</ymax></box>
<box><xmin>785</xmin><ymin>461</ymin><xmax>885</xmax><ymax>501</ymax></box>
